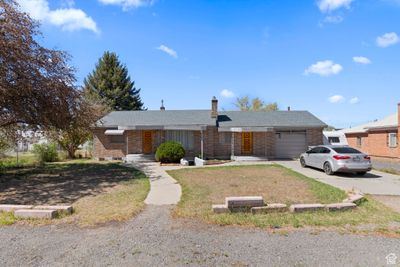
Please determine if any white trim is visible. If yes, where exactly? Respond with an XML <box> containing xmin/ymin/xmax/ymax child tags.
<box><xmin>104</xmin><ymin>129</ymin><xmax>125</xmax><ymax>135</ymax></box>
<box><xmin>218</xmin><ymin>127</ymin><xmax>274</xmax><ymax>132</ymax></box>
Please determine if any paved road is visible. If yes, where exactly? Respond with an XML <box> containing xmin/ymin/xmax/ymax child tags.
<box><xmin>276</xmin><ymin>160</ymin><xmax>400</xmax><ymax>196</ymax></box>
<box><xmin>0</xmin><ymin>205</ymin><xmax>399</xmax><ymax>267</ymax></box>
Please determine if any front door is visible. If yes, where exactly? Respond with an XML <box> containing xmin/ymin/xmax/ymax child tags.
<box><xmin>241</xmin><ymin>132</ymin><xmax>253</xmax><ymax>155</ymax></box>
<box><xmin>142</xmin><ymin>131</ymin><xmax>153</xmax><ymax>154</ymax></box>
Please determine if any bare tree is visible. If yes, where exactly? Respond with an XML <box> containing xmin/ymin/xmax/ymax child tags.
<box><xmin>235</xmin><ymin>96</ymin><xmax>279</xmax><ymax>111</ymax></box>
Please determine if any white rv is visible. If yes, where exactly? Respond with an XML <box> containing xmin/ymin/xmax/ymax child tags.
<box><xmin>323</xmin><ymin>131</ymin><xmax>348</xmax><ymax>146</ymax></box>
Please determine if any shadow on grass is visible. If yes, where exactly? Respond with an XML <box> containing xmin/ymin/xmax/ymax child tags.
<box><xmin>0</xmin><ymin>161</ymin><xmax>145</xmax><ymax>205</ymax></box>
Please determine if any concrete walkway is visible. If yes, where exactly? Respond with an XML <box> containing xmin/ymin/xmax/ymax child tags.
<box><xmin>129</xmin><ymin>162</ymin><xmax>182</xmax><ymax>205</ymax></box>
<box><xmin>276</xmin><ymin>160</ymin><xmax>400</xmax><ymax>196</ymax></box>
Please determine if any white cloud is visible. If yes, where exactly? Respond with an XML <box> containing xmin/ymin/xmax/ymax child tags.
<box><xmin>349</xmin><ymin>97</ymin><xmax>359</xmax><ymax>104</ymax></box>
<box><xmin>220</xmin><ymin>89</ymin><xmax>235</xmax><ymax>98</ymax></box>
<box><xmin>328</xmin><ymin>95</ymin><xmax>345</xmax><ymax>103</ymax></box>
<box><xmin>318</xmin><ymin>0</ymin><xmax>354</xmax><ymax>12</ymax></box>
<box><xmin>353</xmin><ymin>56</ymin><xmax>371</xmax><ymax>64</ymax></box>
<box><xmin>156</xmin><ymin>45</ymin><xmax>178</xmax><ymax>58</ymax></box>
<box><xmin>304</xmin><ymin>60</ymin><xmax>343</xmax><ymax>76</ymax></box>
<box><xmin>98</xmin><ymin>0</ymin><xmax>153</xmax><ymax>10</ymax></box>
<box><xmin>376</xmin><ymin>32</ymin><xmax>400</xmax><ymax>48</ymax></box>
<box><xmin>17</xmin><ymin>0</ymin><xmax>98</xmax><ymax>33</ymax></box>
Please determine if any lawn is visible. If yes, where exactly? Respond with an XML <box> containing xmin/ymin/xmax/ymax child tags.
<box><xmin>0</xmin><ymin>152</ymin><xmax>38</xmax><ymax>170</ymax></box>
<box><xmin>0</xmin><ymin>160</ymin><xmax>149</xmax><ymax>226</ymax></box>
<box><xmin>168</xmin><ymin>164</ymin><xmax>400</xmax><ymax>229</ymax></box>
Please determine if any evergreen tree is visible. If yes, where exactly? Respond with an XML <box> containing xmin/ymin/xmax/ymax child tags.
<box><xmin>84</xmin><ymin>51</ymin><xmax>144</xmax><ymax>111</ymax></box>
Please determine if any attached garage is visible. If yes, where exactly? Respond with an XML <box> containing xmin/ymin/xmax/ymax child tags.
<box><xmin>275</xmin><ymin>132</ymin><xmax>307</xmax><ymax>159</ymax></box>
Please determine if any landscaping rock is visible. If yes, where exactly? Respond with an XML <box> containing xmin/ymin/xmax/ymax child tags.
<box><xmin>34</xmin><ymin>205</ymin><xmax>73</xmax><ymax>215</ymax></box>
<box><xmin>225</xmin><ymin>196</ymin><xmax>264</xmax><ymax>209</ymax></box>
<box><xmin>289</xmin><ymin>204</ymin><xmax>325</xmax><ymax>213</ymax></box>
<box><xmin>0</xmin><ymin>205</ymin><xmax>33</xmax><ymax>212</ymax></box>
<box><xmin>343</xmin><ymin>194</ymin><xmax>365</xmax><ymax>204</ymax></box>
<box><xmin>212</xmin><ymin>204</ymin><xmax>230</xmax><ymax>214</ymax></box>
<box><xmin>15</xmin><ymin>209</ymin><xmax>57</xmax><ymax>219</ymax></box>
<box><xmin>251</xmin><ymin>204</ymin><xmax>288</xmax><ymax>214</ymax></box>
<box><xmin>325</xmin><ymin>203</ymin><xmax>357</xmax><ymax>212</ymax></box>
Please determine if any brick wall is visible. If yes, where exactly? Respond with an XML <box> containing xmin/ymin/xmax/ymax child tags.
<box><xmin>306</xmin><ymin>128</ymin><xmax>324</xmax><ymax>146</ymax></box>
<box><xmin>93</xmin><ymin>127</ymin><xmax>323</xmax><ymax>160</ymax></box>
<box><xmin>346</xmin><ymin>131</ymin><xmax>399</xmax><ymax>159</ymax></box>
<box><xmin>93</xmin><ymin>128</ymin><xmax>127</xmax><ymax>159</ymax></box>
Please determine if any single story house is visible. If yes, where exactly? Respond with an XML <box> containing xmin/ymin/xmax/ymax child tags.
<box><xmin>92</xmin><ymin>97</ymin><xmax>326</xmax><ymax>160</ymax></box>
<box><xmin>342</xmin><ymin>103</ymin><xmax>400</xmax><ymax>160</ymax></box>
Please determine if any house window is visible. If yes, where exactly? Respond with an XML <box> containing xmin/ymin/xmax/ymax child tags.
<box><xmin>388</xmin><ymin>133</ymin><xmax>397</xmax><ymax>148</ymax></box>
<box><xmin>328</xmin><ymin>137</ymin><xmax>340</xmax><ymax>144</ymax></box>
<box><xmin>165</xmin><ymin>130</ymin><xmax>194</xmax><ymax>150</ymax></box>
<box><xmin>219</xmin><ymin>132</ymin><xmax>231</xmax><ymax>144</ymax></box>
<box><xmin>109</xmin><ymin>135</ymin><xmax>125</xmax><ymax>144</ymax></box>
<box><xmin>356</xmin><ymin>137</ymin><xmax>362</xmax><ymax>147</ymax></box>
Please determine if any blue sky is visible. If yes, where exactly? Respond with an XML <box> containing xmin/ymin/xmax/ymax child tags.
<box><xmin>17</xmin><ymin>0</ymin><xmax>400</xmax><ymax>128</ymax></box>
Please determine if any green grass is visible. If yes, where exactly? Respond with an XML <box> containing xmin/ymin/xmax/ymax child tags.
<box><xmin>0</xmin><ymin>212</ymin><xmax>16</xmax><ymax>225</ymax></box>
<box><xmin>168</xmin><ymin>164</ymin><xmax>400</xmax><ymax>229</ymax></box>
<box><xmin>0</xmin><ymin>153</ymin><xmax>38</xmax><ymax>170</ymax></box>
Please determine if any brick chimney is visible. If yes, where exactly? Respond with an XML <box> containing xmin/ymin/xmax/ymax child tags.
<box><xmin>211</xmin><ymin>96</ymin><xmax>218</xmax><ymax>118</ymax></box>
<box><xmin>160</xmin><ymin>99</ymin><xmax>165</xmax><ymax>111</ymax></box>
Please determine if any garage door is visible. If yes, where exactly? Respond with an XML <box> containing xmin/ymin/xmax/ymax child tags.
<box><xmin>275</xmin><ymin>132</ymin><xmax>307</xmax><ymax>159</ymax></box>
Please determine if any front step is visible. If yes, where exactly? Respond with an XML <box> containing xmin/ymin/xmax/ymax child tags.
<box><xmin>125</xmin><ymin>154</ymin><xmax>155</xmax><ymax>163</ymax></box>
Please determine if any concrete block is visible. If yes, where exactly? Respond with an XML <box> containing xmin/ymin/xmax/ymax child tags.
<box><xmin>289</xmin><ymin>204</ymin><xmax>325</xmax><ymax>213</ymax></box>
<box><xmin>325</xmin><ymin>202</ymin><xmax>357</xmax><ymax>212</ymax></box>
<box><xmin>212</xmin><ymin>204</ymin><xmax>230</xmax><ymax>214</ymax></box>
<box><xmin>225</xmin><ymin>196</ymin><xmax>264</xmax><ymax>209</ymax></box>
<box><xmin>251</xmin><ymin>204</ymin><xmax>288</xmax><ymax>214</ymax></box>
<box><xmin>343</xmin><ymin>194</ymin><xmax>365</xmax><ymax>204</ymax></box>
<box><xmin>0</xmin><ymin>205</ymin><xmax>33</xmax><ymax>212</ymax></box>
<box><xmin>34</xmin><ymin>205</ymin><xmax>73</xmax><ymax>215</ymax></box>
<box><xmin>194</xmin><ymin>157</ymin><xmax>206</xmax><ymax>166</ymax></box>
<box><xmin>15</xmin><ymin>209</ymin><xmax>57</xmax><ymax>219</ymax></box>
<box><xmin>180</xmin><ymin>158</ymin><xmax>189</xmax><ymax>166</ymax></box>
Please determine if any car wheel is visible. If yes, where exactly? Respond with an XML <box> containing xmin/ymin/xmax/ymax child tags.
<box><xmin>356</xmin><ymin>172</ymin><xmax>366</xmax><ymax>176</ymax></box>
<box><xmin>324</xmin><ymin>162</ymin><xmax>334</xmax><ymax>175</ymax></box>
<box><xmin>300</xmin><ymin>157</ymin><xmax>307</xmax><ymax>168</ymax></box>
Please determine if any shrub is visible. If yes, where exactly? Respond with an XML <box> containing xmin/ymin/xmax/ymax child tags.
<box><xmin>32</xmin><ymin>143</ymin><xmax>59</xmax><ymax>163</ymax></box>
<box><xmin>155</xmin><ymin>141</ymin><xmax>185</xmax><ymax>163</ymax></box>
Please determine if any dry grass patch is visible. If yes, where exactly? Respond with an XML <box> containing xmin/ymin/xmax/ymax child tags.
<box><xmin>0</xmin><ymin>160</ymin><xmax>149</xmax><ymax>226</ymax></box>
<box><xmin>168</xmin><ymin>164</ymin><xmax>400</xmax><ymax>229</ymax></box>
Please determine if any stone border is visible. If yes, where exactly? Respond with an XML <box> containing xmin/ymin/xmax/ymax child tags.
<box><xmin>0</xmin><ymin>204</ymin><xmax>73</xmax><ymax>219</ymax></box>
<box><xmin>212</xmin><ymin>191</ymin><xmax>365</xmax><ymax>214</ymax></box>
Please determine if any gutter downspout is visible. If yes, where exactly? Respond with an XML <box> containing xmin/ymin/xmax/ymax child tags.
<box><xmin>200</xmin><ymin>129</ymin><xmax>204</xmax><ymax>159</ymax></box>
<box><xmin>231</xmin><ymin>131</ymin><xmax>235</xmax><ymax>160</ymax></box>
<box><xmin>126</xmin><ymin>133</ymin><xmax>129</xmax><ymax>156</ymax></box>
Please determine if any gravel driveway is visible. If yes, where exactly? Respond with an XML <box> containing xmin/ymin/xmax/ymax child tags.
<box><xmin>0</xmin><ymin>206</ymin><xmax>399</xmax><ymax>267</ymax></box>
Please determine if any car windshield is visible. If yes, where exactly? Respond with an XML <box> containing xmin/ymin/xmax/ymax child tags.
<box><xmin>331</xmin><ymin>147</ymin><xmax>362</xmax><ymax>154</ymax></box>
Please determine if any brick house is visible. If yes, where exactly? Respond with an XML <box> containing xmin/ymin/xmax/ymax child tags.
<box><xmin>343</xmin><ymin>103</ymin><xmax>400</xmax><ymax>160</ymax></box>
<box><xmin>92</xmin><ymin>97</ymin><xmax>326</xmax><ymax>160</ymax></box>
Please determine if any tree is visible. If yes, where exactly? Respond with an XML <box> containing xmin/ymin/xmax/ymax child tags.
<box><xmin>235</xmin><ymin>96</ymin><xmax>279</xmax><ymax>111</ymax></box>
<box><xmin>0</xmin><ymin>0</ymin><xmax>80</xmax><ymax>134</ymax></box>
<box><xmin>84</xmin><ymin>51</ymin><xmax>144</xmax><ymax>111</ymax></box>
<box><xmin>49</xmin><ymin>97</ymin><xmax>107</xmax><ymax>159</ymax></box>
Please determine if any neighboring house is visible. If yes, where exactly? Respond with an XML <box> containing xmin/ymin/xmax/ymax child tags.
<box><xmin>15</xmin><ymin>130</ymin><xmax>48</xmax><ymax>152</ymax></box>
<box><xmin>92</xmin><ymin>97</ymin><xmax>326</xmax><ymax>160</ymax></box>
<box><xmin>323</xmin><ymin>131</ymin><xmax>348</xmax><ymax>146</ymax></box>
<box><xmin>342</xmin><ymin>103</ymin><xmax>400</xmax><ymax>160</ymax></box>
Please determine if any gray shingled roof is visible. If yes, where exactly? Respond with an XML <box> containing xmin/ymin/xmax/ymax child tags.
<box><xmin>218</xmin><ymin>111</ymin><xmax>326</xmax><ymax>128</ymax></box>
<box><xmin>97</xmin><ymin>110</ymin><xmax>217</xmax><ymax>127</ymax></box>
<box><xmin>96</xmin><ymin>110</ymin><xmax>326</xmax><ymax>128</ymax></box>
